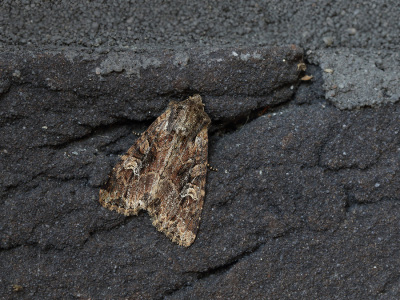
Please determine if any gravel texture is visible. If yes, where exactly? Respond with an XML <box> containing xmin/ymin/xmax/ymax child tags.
<box><xmin>1</xmin><ymin>0</ymin><xmax>399</xmax><ymax>51</ymax></box>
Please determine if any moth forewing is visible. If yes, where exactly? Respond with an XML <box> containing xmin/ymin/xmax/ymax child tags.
<box><xmin>99</xmin><ymin>95</ymin><xmax>210</xmax><ymax>247</ymax></box>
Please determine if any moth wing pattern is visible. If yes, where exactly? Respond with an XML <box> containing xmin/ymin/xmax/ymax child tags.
<box><xmin>99</xmin><ymin>95</ymin><xmax>211</xmax><ymax>247</ymax></box>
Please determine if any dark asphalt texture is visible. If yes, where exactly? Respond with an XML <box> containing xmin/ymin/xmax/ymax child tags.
<box><xmin>1</xmin><ymin>1</ymin><xmax>399</xmax><ymax>299</ymax></box>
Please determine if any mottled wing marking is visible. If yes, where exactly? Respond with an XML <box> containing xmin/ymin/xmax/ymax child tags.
<box><xmin>99</xmin><ymin>95</ymin><xmax>210</xmax><ymax>247</ymax></box>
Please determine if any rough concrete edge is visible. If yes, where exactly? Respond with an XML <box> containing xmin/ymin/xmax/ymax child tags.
<box><xmin>306</xmin><ymin>47</ymin><xmax>400</xmax><ymax>110</ymax></box>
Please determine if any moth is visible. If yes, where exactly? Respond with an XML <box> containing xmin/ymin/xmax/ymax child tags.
<box><xmin>99</xmin><ymin>95</ymin><xmax>211</xmax><ymax>247</ymax></box>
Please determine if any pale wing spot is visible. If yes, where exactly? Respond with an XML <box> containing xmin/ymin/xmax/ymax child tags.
<box><xmin>139</xmin><ymin>139</ymin><xmax>150</xmax><ymax>154</ymax></box>
<box><xmin>123</xmin><ymin>158</ymin><xmax>142</xmax><ymax>176</ymax></box>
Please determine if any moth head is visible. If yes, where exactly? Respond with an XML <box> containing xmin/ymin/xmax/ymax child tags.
<box><xmin>169</xmin><ymin>95</ymin><xmax>211</xmax><ymax>138</ymax></box>
<box><xmin>187</xmin><ymin>94</ymin><xmax>203</xmax><ymax>107</ymax></box>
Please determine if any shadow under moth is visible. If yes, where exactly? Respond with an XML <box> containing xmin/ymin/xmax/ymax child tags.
<box><xmin>99</xmin><ymin>95</ymin><xmax>211</xmax><ymax>247</ymax></box>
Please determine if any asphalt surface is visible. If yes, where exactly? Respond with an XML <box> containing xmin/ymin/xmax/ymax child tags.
<box><xmin>1</xmin><ymin>0</ymin><xmax>399</xmax><ymax>51</ymax></box>
<box><xmin>1</xmin><ymin>0</ymin><xmax>399</xmax><ymax>109</ymax></box>
<box><xmin>1</xmin><ymin>1</ymin><xmax>400</xmax><ymax>299</ymax></box>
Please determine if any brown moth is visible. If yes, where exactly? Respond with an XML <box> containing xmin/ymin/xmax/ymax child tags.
<box><xmin>99</xmin><ymin>95</ymin><xmax>210</xmax><ymax>247</ymax></box>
